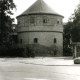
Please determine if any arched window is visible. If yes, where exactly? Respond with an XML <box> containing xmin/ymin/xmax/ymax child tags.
<box><xmin>43</xmin><ymin>16</ymin><xmax>48</xmax><ymax>24</ymax></box>
<box><xmin>54</xmin><ymin>38</ymin><xmax>57</xmax><ymax>43</ymax></box>
<box><xmin>57</xmin><ymin>19</ymin><xmax>60</xmax><ymax>24</ymax></box>
<box><xmin>34</xmin><ymin>38</ymin><xmax>38</xmax><ymax>43</ymax></box>
<box><xmin>57</xmin><ymin>20</ymin><xmax>59</xmax><ymax>24</ymax></box>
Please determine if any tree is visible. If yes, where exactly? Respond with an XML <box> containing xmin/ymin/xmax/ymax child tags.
<box><xmin>71</xmin><ymin>3</ymin><xmax>80</xmax><ymax>42</ymax></box>
<box><xmin>63</xmin><ymin>22</ymin><xmax>73</xmax><ymax>56</ymax></box>
<box><xmin>63</xmin><ymin>2</ymin><xmax>80</xmax><ymax>56</ymax></box>
<box><xmin>0</xmin><ymin>0</ymin><xmax>16</xmax><ymax>46</ymax></box>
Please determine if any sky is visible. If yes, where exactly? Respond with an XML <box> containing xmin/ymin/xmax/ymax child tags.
<box><xmin>12</xmin><ymin>0</ymin><xmax>79</xmax><ymax>23</ymax></box>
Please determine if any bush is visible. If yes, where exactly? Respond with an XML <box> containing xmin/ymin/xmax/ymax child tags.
<box><xmin>0</xmin><ymin>47</ymin><xmax>24</xmax><ymax>57</ymax></box>
<box><xmin>63</xmin><ymin>47</ymin><xmax>72</xmax><ymax>56</ymax></box>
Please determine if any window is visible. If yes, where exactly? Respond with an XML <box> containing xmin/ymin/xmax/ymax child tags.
<box><xmin>57</xmin><ymin>21</ymin><xmax>59</xmax><ymax>24</ymax></box>
<box><xmin>54</xmin><ymin>38</ymin><xmax>57</xmax><ymax>43</ymax></box>
<box><xmin>34</xmin><ymin>38</ymin><xmax>38</xmax><ymax>43</ymax></box>
<box><xmin>43</xmin><ymin>16</ymin><xmax>48</xmax><ymax>23</ymax></box>
<box><xmin>30</xmin><ymin>17</ymin><xmax>35</xmax><ymax>24</ymax></box>
<box><xmin>43</xmin><ymin>19</ymin><xmax>47</xmax><ymax>23</ymax></box>
<box><xmin>57</xmin><ymin>19</ymin><xmax>60</xmax><ymax>24</ymax></box>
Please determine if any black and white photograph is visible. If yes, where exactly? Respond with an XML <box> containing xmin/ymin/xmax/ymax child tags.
<box><xmin>0</xmin><ymin>0</ymin><xmax>80</xmax><ymax>80</ymax></box>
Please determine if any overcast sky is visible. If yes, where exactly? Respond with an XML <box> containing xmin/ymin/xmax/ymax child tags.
<box><xmin>13</xmin><ymin>0</ymin><xmax>79</xmax><ymax>23</ymax></box>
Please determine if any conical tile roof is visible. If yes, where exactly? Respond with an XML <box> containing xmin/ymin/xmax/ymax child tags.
<box><xmin>18</xmin><ymin>0</ymin><xmax>63</xmax><ymax>17</ymax></box>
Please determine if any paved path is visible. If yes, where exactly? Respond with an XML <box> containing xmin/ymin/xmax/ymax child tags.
<box><xmin>19</xmin><ymin>57</ymin><xmax>74</xmax><ymax>66</ymax></box>
<box><xmin>0</xmin><ymin>57</ymin><xmax>75</xmax><ymax>66</ymax></box>
<box><xmin>0</xmin><ymin>57</ymin><xmax>80</xmax><ymax>80</ymax></box>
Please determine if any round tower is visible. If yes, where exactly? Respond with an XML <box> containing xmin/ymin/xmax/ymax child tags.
<box><xmin>17</xmin><ymin>0</ymin><xmax>64</xmax><ymax>56</ymax></box>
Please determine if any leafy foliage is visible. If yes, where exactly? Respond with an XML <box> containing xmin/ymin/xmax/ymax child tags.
<box><xmin>63</xmin><ymin>22</ymin><xmax>72</xmax><ymax>56</ymax></box>
<box><xmin>63</xmin><ymin>2</ymin><xmax>80</xmax><ymax>56</ymax></box>
<box><xmin>71</xmin><ymin>3</ymin><xmax>80</xmax><ymax>42</ymax></box>
<box><xmin>0</xmin><ymin>0</ymin><xmax>16</xmax><ymax>46</ymax></box>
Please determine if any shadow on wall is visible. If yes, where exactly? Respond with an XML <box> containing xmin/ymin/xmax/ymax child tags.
<box><xmin>0</xmin><ymin>44</ymin><xmax>63</xmax><ymax>57</ymax></box>
<box><xmin>22</xmin><ymin>44</ymin><xmax>63</xmax><ymax>57</ymax></box>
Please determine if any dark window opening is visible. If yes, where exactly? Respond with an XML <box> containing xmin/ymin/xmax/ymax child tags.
<box><xmin>54</xmin><ymin>38</ymin><xmax>57</xmax><ymax>43</ymax></box>
<box><xmin>43</xmin><ymin>17</ymin><xmax>48</xmax><ymax>24</ymax></box>
<box><xmin>34</xmin><ymin>38</ymin><xmax>38</xmax><ymax>43</ymax></box>
<box><xmin>57</xmin><ymin>20</ymin><xmax>59</xmax><ymax>24</ymax></box>
<box><xmin>43</xmin><ymin>19</ymin><xmax>47</xmax><ymax>23</ymax></box>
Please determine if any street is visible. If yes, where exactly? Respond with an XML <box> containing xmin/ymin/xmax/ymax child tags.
<box><xmin>0</xmin><ymin>57</ymin><xmax>80</xmax><ymax>80</ymax></box>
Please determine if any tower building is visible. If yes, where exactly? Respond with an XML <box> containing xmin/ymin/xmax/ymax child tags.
<box><xmin>17</xmin><ymin>0</ymin><xmax>64</xmax><ymax>56</ymax></box>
